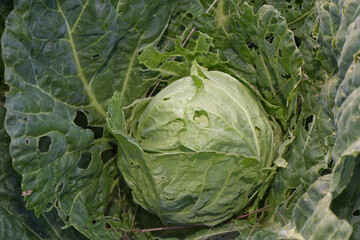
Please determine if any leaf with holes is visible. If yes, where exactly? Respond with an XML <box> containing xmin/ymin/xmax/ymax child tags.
<box><xmin>193</xmin><ymin>2</ymin><xmax>304</xmax><ymax>125</ymax></box>
<box><xmin>0</xmin><ymin>107</ymin><xmax>87</xmax><ymax>240</ymax></box>
<box><xmin>1</xmin><ymin>0</ymin><xmax>178</xmax><ymax>238</ymax></box>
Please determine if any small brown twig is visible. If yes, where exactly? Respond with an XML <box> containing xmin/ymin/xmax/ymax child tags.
<box><xmin>274</xmin><ymin>208</ymin><xmax>287</xmax><ymax>225</ymax></box>
<box><xmin>236</xmin><ymin>204</ymin><xmax>271</xmax><ymax>220</ymax></box>
<box><xmin>130</xmin><ymin>205</ymin><xmax>138</xmax><ymax>231</ymax></box>
<box><xmin>127</xmin><ymin>205</ymin><xmax>286</xmax><ymax>235</ymax></box>
<box><xmin>236</xmin><ymin>205</ymin><xmax>287</xmax><ymax>239</ymax></box>
<box><xmin>201</xmin><ymin>225</ymin><xmax>215</xmax><ymax>240</ymax></box>
<box><xmin>246</xmin><ymin>210</ymin><xmax>264</xmax><ymax>240</ymax></box>
<box><xmin>130</xmin><ymin>225</ymin><xmax>204</xmax><ymax>233</ymax></box>
<box><xmin>271</xmin><ymin>72</ymin><xmax>297</xmax><ymax>99</ymax></box>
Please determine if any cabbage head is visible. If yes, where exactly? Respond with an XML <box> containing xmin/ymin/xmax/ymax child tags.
<box><xmin>107</xmin><ymin>63</ymin><xmax>281</xmax><ymax>226</ymax></box>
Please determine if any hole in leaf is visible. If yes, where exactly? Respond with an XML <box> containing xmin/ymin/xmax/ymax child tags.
<box><xmin>78</xmin><ymin>151</ymin><xmax>92</xmax><ymax>169</ymax></box>
<box><xmin>248</xmin><ymin>42</ymin><xmax>258</xmax><ymax>50</ymax></box>
<box><xmin>105</xmin><ymin>222</ymin><xmax>111</xmax><ymax>230</ymax></box>
<box><xmin>179</xmin><ymin>25</ymin><xmax>185</xmax><ymax>31</ymax></box>
<box><xmin>73</xmin><ymin>111</ymin><xmax>88</xmax><ymax>129</ymax></box>
<box><xmin>304</xmin><ymin>115</ymin><xmax>313</xmax><ymax>131</ymax></box>
<box><xmin>294</xmin><ymin>36</ymin><xmax>302</xmax><ymax>47</ymax></box>
<box><xmin>282</xmin><ymin>73</ymin><xmax>291</xmax><ymax>79</ymax></box>
<box><xmin>74</xmin><ymin>111</ymin><xmax>103</xmax><ymax>139</ymax></box>
<box><xmin>265</xmin><ymin>34</ymin><xmax>274</xmax><ymax>44</ymax></box>
<box><xmin>163</xmin><ymin>196</ymin><xmax>175</xmax><ymax>200</ymax></box>
<box><xmin>321</xmin><ymin>168</ymin><xmax>331</xmax><ymax>176</ymax></box>
<box><xmin>255</xmin><ymin>127</ymin><xmax>261</xmax><ymax>132</ymax></box>
<box><xmin>286</xmin><ymin>188</ymin><xmax>296</xmax><ymax>198</ymax></box>
<box><xmin>163</xmin><ymin>97</ymin><xmax>171</xmax><ymax>101</ymax></box>
<box><xmin>193</xmin><ymin>110</ymin><xmax>210</xmax><ymax>127</ymax></box>
<box><xmin>278</xmin><ymin>49</ymin><xmax>282</xmax><ymax>58</ymax></box>
<box><xmin>57</xmin><ymin>181</ymin><xmax>64</xmax><ymax>193</ymax></box>
<box><xmin>113</xmin><ymin>172</ymin><xmax>121</xmax><ymax>181</ymax></box>
<box><xmin>88</xmin><ymin>126</ymin><xmax>104</xmax><ymax>139</ymax></box>
<box><xmin>38</xmin><ymin>136</ymin><xmax>52</xmax><ymax>153</ymax></box>
<box><xmin>271</xmin><ymin>17</ymin><xmax>278</xmax><ymax>25</ymax></box>
<box><xmin>354</xmin><ymin>210</ymin><xmax>360</xmax><ymax>216</ymax></box>
<box><xmin>65</xmin><ymin>215</ymin><xmax>70</xmax><ymax>221</ymax></box>
<box><xmin>173</xmin><ymin>56</ymin><xmax>184</xmax><ymax>62</ymax></box>
<box><xmin>25</xmin><ymin>139</ymin><xmax>29</xmax><ymax>144</ymax></box>
<box><xmin>92</xmin><ymin>220</ymin><xmax>97</xmax><ymax>224</ymax></box>
<box><xmin>101</xmin><ymin>149</ymin><xmax>114</xmax><ymax>163</ymax></box>
<box><xmin>24</xmin><ymin>117</ymin><xmax>27</xmax><ymax>121</ymax></box>
<box><xmin>295</xmin><ymin>0</ymin><xmax>302</xmax><ymax>5</ymax></box>
<box><xmin>134</xmin><ymin>121</ymin><xmax>139</xmax><ymax>132</ymax></box>
<box><xmin>186</xmin><ymin>13</ymin><xmax>193</xmax><ymax>18</ymax></box>
<box><xmin>91</xmin><ymin>54</ymin><xmax>100</xmax><ymax>60</ymax></box>
<box><xmin>327</xmin><ymin>160</ymin><xmax>334</xmax><ymax>168</ymax></box>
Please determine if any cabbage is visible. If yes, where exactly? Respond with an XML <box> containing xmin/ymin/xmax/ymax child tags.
<box><xmin>108</xmin><ymin>63</ymin><xmax>281</xmax><ymax>226</ymax></box>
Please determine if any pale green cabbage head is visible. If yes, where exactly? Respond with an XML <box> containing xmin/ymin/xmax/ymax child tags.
<box><xmin>108</xmin><ymin>63</ymin><xmax>281</xmax><ymax>226</ymax></box>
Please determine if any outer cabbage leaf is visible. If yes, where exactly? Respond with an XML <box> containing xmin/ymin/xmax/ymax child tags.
<box><xmin>315</xmin><ymin>0</ymin><xmax>342</xmax><ymax>70</ymax></box>
<box><xmin>337</xmin><ymin>13</ymin><xmax>360</xmax><ymax>80</ymax></box>
<box><xmin>331</xmin><ymin>160</ymin><xmax>360</xmax><ymax>239</ymax></box>
<box><xmin>193</xmin><ymin>3</ymin><xmax>303</xmax><ymax>124</ymax></box>
<box><xmin>248</xmin><ymin>0</ymin><xmax>316</xmax><ymax>37</ymax></box>
<box><xmin>0</xmin><ymin>107</ymin><xmax>86</xmax><ymax>240</ymax></box>
<box><xmin>111</xmin><ymin>0</ymin><xmax>175</xmax><ymax>109</ymax></box>
<box><xmin>3</xmin><ymin>0</ymin><xmax>117</xmax><ymax>215</ymax></box>
<box><xmin>264</xmin><ymin>76</ymin><xmax>336</xmax><ymax>237</ymax></box>
<box><xmin>138</xmin><ymin>33</ymin><xmax>226</xmax><ymax>85</ymax></box>
<box><xmin>283</xmin><ymin>175</ymin><xmax>353</xmax><ymax>240</ymax></box>
<box><xmin>153</xmin><ymin>0</ymin><xmax>204</xmax><ymax>53</ymax></box>
<box><xmin>316</xmin><ymin>0</ymin><xmax>360</xmax><ymax>74</ymax></box>
<box><xmin>0</xmin><ymin>0</ymin><xmax>12</xmax><ymax>95</ymax></box>
<box><xmin>330</xmin><ymin>12</ymin><xmax>360</xmax><ymax>197</ymax></box>
<box><xmin>332</xmin><ymin>85</ymin><xmax>360</xmax><ymax>196</ymax></box>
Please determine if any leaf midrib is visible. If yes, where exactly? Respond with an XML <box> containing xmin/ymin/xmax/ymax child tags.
<box><xmin>56</xmin><ymin>1</ymin><xmax>107</xmax><ymax>118</ymax></box>
<box><xmin>121</xmin><ymin>39</ymin><xmax>140</xmax><ymax>97</ymax></box>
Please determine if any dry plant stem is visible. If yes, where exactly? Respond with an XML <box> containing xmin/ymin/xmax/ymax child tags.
<box><xmin>148</xmin><ymin>0</ymin><xmax>219</xmax><ymax>97</ymax></box>
<box><xmin>243</xmin><ymin>207</ymin><xmax>287</xmax><ymax>239</ymax></box>
<box><xmin>236</xmin><ymin>204</ymin><xmax>271</xmax><ymax>220</ymax></box>
<box><xmin>271</xmin><ymin>71</ymin><xmax>297</xmax><ymax>98</ymax></box>
<box><xmin>246</xmin><ymin>210</ymin><xmax>265</xmax><ymax>240</ymax></box>
<box><xmin>128</xmin><ymin>204</ymin><xmax>276</xmax><ymax>233</ymax></box>
<box><xmin>130</xmin><ymin>205</ymin><xmax>138</xmax><ymax>231</ymax></box>
<box><xmin>130</xmin><ymin>225</ymin><xmax>204</xmax><ymax>233</ymax></box>
<box><xmin>202</xmin><ymin>225</ymin><xmax>215</xmax><ymax>240</ymax></box>
<box><xmin>274</xmin><ymin>208</ymin><xmax>287</xmax><ymax>225</ymax></box>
